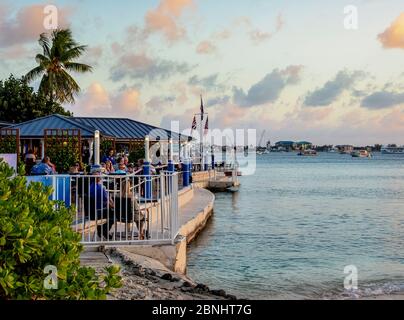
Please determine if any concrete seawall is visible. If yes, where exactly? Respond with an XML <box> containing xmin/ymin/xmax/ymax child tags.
<box><xmin>106</xmin><ymin>184</ymin><xmax>215</xmax><ymax>274</ymax></box>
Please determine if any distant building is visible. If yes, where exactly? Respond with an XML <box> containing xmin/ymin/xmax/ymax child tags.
<box><xmin>336</xmin><ymin>145</ymin><xmax>354</xmax><ymax>154</ymax></box>
<box><xmin>275</xmin><ymin>141</ymin><xmax>296</xmax><ymax>151</ymax></box>
<box><xmin>296</xmin><ymin>141</ymin><xmax>313</xmax><ymax>150</ymax></box>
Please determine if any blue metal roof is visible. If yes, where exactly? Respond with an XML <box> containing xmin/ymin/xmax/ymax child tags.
<box><xmin>7</xmin><ymin>114</ymin><xmax>188</xmax><ymax>141</ymax></box>
<box><xmin>7</xmin><ymin>115</ymin><xmax>97</xmax><ymax>138</ymax></box>
<box><xmin>0</xmin><ymin>121</ymin><xmax>12</xmax><ymax>128</ymax></box>
<box><xmin>73</xmin><ymin>117</ymin><xmax>184</xmax><ymax>141</ymax></box>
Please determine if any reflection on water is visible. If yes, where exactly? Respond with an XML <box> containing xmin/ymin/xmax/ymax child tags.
<box><xmin>187</xmin><ymin>153</ymin><xmax>404</xmax><ymax>299</ymax></box>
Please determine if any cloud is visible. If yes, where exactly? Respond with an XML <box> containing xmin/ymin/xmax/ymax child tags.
<box><xmin>146</xmin><ymin>95</ymin><xmax>176</xmax><ymax>110</ymax></box>
<box><xmin>78</xmin><ymin>82</ymin><xmax>111</xmax><ymax>113</ymax></box>
<box><xmin>233</xmin><ymin>65</ymin><xmax>304</xmax><ymax>107</ymax></box>
<box><xmin>0</xmin><ymin>4</ymin><xmax>72</xmax><ymax>48</ymax></box>
<box><xmin>196</xmin><ymin>40</ymin><xmax>217</xmax><ymax>55</ymax></box>
<box><xmin>75</xmin><ymin>83</ymin><xmax>142</xmax><ymax>117</ymax></box>
<box><xmin>361</xmin><ymin>91</ymin><xmax>404</xmax><ymax>109</ymax></box>
<box><xmin>243</xmin><ymin>14</ymin><xmax>284</xmax><ymax>45</ymax></box>
<box><xmin>196</xmin><ymin>13</ymin><xmax>284</xmax><ymax>55</ymax></box>
<box><xmin>110</xmin><ymin>52</ymin><xmax>193</xmax><ymax>82</ymax></box>
<box><xmin>82</xmin><ymin>46</ymin><xmax>103</xmax><ymax>66</ymax></box>
<box><xmin>144</xmin><ymin>0</ymin><xmax>194</xmax><ymax>43</ymax></box>
<box><xmin>206</xmin><ymin>96</ymin><xmax>230</xmax><ymax>107</ymax></box>
<box><xmin>249</xmin><ymin>30</ymin><xmax>272</xmax><ymax>44</ymax></box>
<box><xmin>378</xmin><ymin>13</ymin><xmax>404</xmax><ymax>49</ymax></box>
<box><xmin>188</xmin><ymin>74</ymin><xmax>220</xmax><ymax>89</ymax></box>
<box><xmin>304</xmin><ymin>70</ymin><xmax>365</xmax><ymax>107</ymax></box>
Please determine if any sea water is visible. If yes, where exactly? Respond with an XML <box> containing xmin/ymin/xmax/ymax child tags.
<box><xmin>187</xmin><ymin>152</ymin><xmax>404</xmax><ymax>299</ymax></box>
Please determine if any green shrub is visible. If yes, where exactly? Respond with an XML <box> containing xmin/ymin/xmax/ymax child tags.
<box><xmin>0</xmin><ymin>160</ymin><xmax>122</xmax><ymax>300</ymax></box>
<box><xmin>129</xmin><ymin>145</ymin><xmax>145</xmax><ymax>164</ymax></box>
<box><xmin>44</xmin><ymin>136</ymin><xmax>81</xmax><ymax>173</ymax></box>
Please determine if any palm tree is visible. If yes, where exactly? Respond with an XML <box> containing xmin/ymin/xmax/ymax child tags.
<box><xmin>25</xmin><ymin>29</ymin><xmax>92</xmax><ymax>104</ymax></box>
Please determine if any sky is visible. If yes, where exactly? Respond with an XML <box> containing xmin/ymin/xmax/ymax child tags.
<box><xmin>0</xmin><ymin>0</ymin><xmax>404</xmax><ymax>145</ymax></box>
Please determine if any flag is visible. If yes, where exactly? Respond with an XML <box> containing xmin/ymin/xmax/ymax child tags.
<box><xmin>204</xmin><ymin>116</ymin><xmax>209</xmax><ymax>135</ymax></box>
<box><xmin>200</xmin><ymin>95</ymin><xmax>204</xmax><ymax>121</ymax></box>
<box><xmin>191</xmin><ymin>115</ymin><xmax>197</xmax><ymax>131</ymax></box>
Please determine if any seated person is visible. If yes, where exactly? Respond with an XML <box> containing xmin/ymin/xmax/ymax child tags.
<box><xmin>102</xmin><ymin>149</ymin><xmax>116</xmax><ymax>165</ymax></box>
<box><xmin>31</xmin><ymin>156</ymin><xmax>56</xmax><ymax>175</ymax></box>
<box><xmin>100</xmin><ymin>162</ymin><xmax>107</xmax><ymax>174</ymax></box>
<box><xmin>69</xmin><ymin>164</ymin><xmax>80</xmax><ymax>175</ymax></box>
<box><xmin>88</xmin><ymin>167</ymin><xmax>115</xmax><ymax>240</ymax></box>
<box><xmin>105</xmin><ymin>160</ymin><xmax>115</xmax><ymax>174</ymax></box>
<box><xmin>127</xmin><ymin>163</ymin><xmax>135</xmax><ymax>174</ymax></box>
<box><xmin>25</xmin><ymin>149</ymin><xmax>36</xmax><ymax>162</ymax></box>
<box><xmin>115</xmin><ymin>162</ymin><xmax>127</xmax><ymax>174</ymax></box>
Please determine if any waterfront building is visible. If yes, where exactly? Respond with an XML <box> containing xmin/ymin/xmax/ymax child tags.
<box><xmin>275</xmin><ymin>141</ymin><xmax>296</xmax><ymax>152</ymax></box>
<box><xmin>4</xmin><ymin>114</ymin><xmax>190</xmax><ymax>166</ymax></box>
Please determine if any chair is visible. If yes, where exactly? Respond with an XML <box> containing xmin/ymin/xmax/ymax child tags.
<box><xmin>25</xmin><ymin>158</ymin><xmax>36</xmax><ymax>176</ymax></box>
<box><xmin>82</xmin><ymin>196</ymin><xmax>110</xmax><ymax>241</ymax></box>
<box><xmin>114</xmin><ymin>197</ymin><xmax>149</xmax><ymax>240</ymax></box>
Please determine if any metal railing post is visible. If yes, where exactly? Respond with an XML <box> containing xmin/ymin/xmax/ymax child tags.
<box><xmin>182</xmin><ymin>160</ymin><xmax>190</xmax><ymax>188</ymax></box>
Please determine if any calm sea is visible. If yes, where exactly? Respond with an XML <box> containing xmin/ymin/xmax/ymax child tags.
<box><xmin>187</xmin><ymin>152</ymin><xmax>404</xmax><ymax>299</ymax></box>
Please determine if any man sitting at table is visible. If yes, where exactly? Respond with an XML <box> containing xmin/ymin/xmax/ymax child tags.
<box><xmin>89</xmin><ymin>166</ymin><xmax>116</xmax><ymax>240</ymax></box>
<box><xmin>31</xmin><ymin>156</ymin><xmax>57</xmax><ymax>175</ymax></box>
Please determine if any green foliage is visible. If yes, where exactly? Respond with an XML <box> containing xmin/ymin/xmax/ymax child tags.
<box><xmin>45</xmin><ymin>136</ymin><xmax>80</xmax><ymax>173</ymax></box>
<box><xmin>129</xmin><ymin>145</ymin><xmax>145</xmax><ymax>164</ymax></box>
<box><xmin>100</xmin><ymin>140</ymin><xmax>114</xmax><ymax>159</ymax></box>
<box><xmin>0</xmin><ymin>75</ymin><xmax>72</xmax><ymax>123</ymax></box>
<box><xmin>0</xmin><ymin>160</ymin><xmax>122</xmax><ymax>300</ymax></box>
<box><xmin>25</xmin><ymin>29</ymin><xmax>92</xmax><ymax>104</ymax></box>
<box><xmin>0</xmin><ymin>135</ymin><xmax>17</xmax><ymax>154</ymax></box>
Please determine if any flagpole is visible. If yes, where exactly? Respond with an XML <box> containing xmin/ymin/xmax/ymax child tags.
<box><xmin>200</xmin><ymin>95</ymin><xmax>204</xmax><ymax>172</ymax></box>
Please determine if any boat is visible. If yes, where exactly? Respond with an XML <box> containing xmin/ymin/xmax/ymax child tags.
<box><xmin>381</xmin><ymin>145</ymin><xmax>404</xmax><ymax>154</ymax></box>
<box><xmin>351</xmin><ymin>150</ymin><xmax>372</xmax><ymax>158</ymax></box>
<box><xmin>297</xmin><ymin>149</ymin><xmax>317</xmax><ymax>156</ymax></box>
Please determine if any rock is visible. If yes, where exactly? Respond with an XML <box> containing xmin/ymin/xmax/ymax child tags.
<box><xmin>226</xmin><ymin>294</ymin><xmax>237</xmax><ymax>300</ymax></box>
<box><xmin>146</xmin><ymin>269</ymin><xmax>156</xmax><ymax>277</ymax></box>
<box><xmin>161</xmin><ymin>273</ymin><xmax>173</xmax><ymax>281</ymax></box>
<box><xmin>210</xmin><ymin>289</ymin><xmax>227</xmax><ymax>297</ymax></box>
<box><xmin>195</xmin><ymin>283</ymin><xmax>210</xmax><ymax>292</ymax></box>
<box><xmin>181</xmin><ymin>281</ymin><xmax>193</xmax><ymax>288</ymax></box>
<box><xmin>181</xmin><ymin>287</ymin><xmax>194</xmax><ymax>293</ymax></box>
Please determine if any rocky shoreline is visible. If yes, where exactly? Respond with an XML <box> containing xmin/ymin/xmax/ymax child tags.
<box><xmin>88</xmin><ymin>248</ymin><xmax>238</xmax><ymax>300</ymax></box>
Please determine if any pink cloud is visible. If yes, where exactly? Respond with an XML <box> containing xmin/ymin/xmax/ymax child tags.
<box><xmin>378</xmin><ymin>13</ymin><xmax>404</xmax><ymax>49</ymax></box>
<box><xmin>196</xmin><ymin>40</ymin><xmax>217</xmax><ymax>55</ymax></box>
<box><xmin>74</xmin><ymin>83</ymin><xmax>142</xmax><ymax>118</ymax></box>
<box><xmin>144</xmin><ymin>0</ymin><xmax>194</xmax><ymax>43</ymax></box>
<box><xmin>0</xmin><ymin>4</ymin><xmax>73</xmax><ymax>48</ymax></box>
<box><xmin>82</xmin><ymin>46</ymin><xmax>103</xmax><ymax>66</ymax></box>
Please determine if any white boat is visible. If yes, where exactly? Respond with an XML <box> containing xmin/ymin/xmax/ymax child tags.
<box><xmin>351</xmin><ymin>150</ymin><xmax>372</xmax><ymax>158</ymax></box>
<box><xmin>381</xmin><ymin>145</ymin><xmax>404</xmax><ymax>154</ymax></box>
<box><xmin>298</xmin><ymin>149</ymin><xmax>317</xmax><ymax>156</ymax></box>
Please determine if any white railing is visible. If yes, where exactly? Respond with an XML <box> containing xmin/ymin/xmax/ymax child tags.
<box><xmin>26</xmin><ymin>172</ymin><xmax>179</xmax><ymax>246</ymax></box>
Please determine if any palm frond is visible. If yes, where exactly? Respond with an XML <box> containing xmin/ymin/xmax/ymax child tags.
<box><xmin>64</xmin><ymin>62</ymin><xmax>92</xmax><ymax>73</ymax></box>
<box><xmin>38</xmin><ymin>33</ymin><xmax>51</xmax><ymax>58</ymax></box>
<box><xmin>61</xmin><ymin>45</ymin><xmax>88</xmax><ymax>62</ymax></box>
<box><xmin>25</xmin><ymin>66</ymin><xmax>45</xmax><ymax>83</ymax></box>
<box><xmin>35</xmin><ymin>54</ymin><xmax>51</xmax><ymax>67</ymax></box>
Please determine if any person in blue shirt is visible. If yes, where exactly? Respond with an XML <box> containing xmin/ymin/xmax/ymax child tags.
<box><xmin>101</xmin><ymin>149</ymin><xmax>116</xmax><ymax>165</ymax></box>
<box><xmin>30</xmin><ymin>157</ymin><xmax>56</xmax><ymax>175</ymax></box>
<box><xmin>89</xmin><ymin>168</ymin><xmax>116</xmax><ymax>240</ymax></box>
<box><xmin>115</xmin><ymin>162</ymin><xmax>128</xmax><ymax>174</ymax></box>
